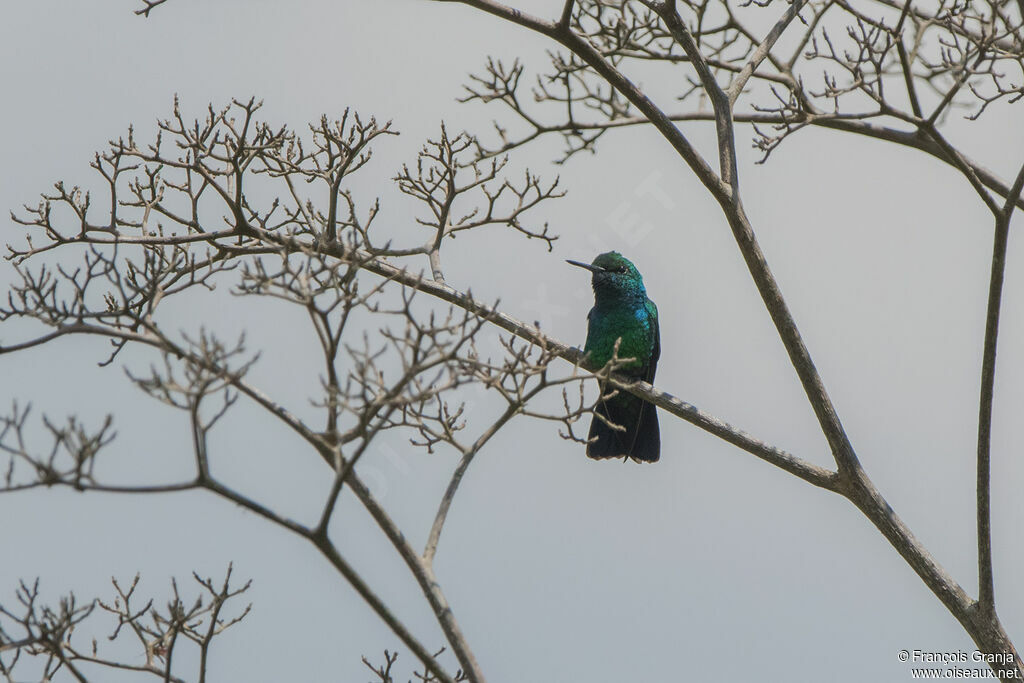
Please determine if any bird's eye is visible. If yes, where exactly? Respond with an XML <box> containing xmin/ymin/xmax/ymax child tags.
<box><xmin>615</xmin><ymin>266</ymin><xmax>627</xmax><ymax>273</ymax></box>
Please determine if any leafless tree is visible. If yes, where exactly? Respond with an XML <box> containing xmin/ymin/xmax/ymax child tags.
<box><xmin>2</xmin><ymin>1</ymin><xmax>1023</xmax><ymax>681</ymax></box>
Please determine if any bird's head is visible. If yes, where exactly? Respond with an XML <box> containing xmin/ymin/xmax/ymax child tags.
<box><xmin>566</xmin><ymin>251</ymin><xmax>646</xmax><ymax>300</ymax></box>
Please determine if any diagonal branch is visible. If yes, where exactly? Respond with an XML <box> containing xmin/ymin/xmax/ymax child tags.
<box><xmin>727</xmin><ymin>0</ymin><xmax>808</xmax><ymax>105</ymax></box>
<box><xmin>335</xmin><ymin>465</ymin><xmax>484</xmax><ymax>683</ymax></box>
<box><xmin>640</xmin><ymin>0</ymin><xmax>738</xmax><ymax>194</ymax></box>
<box><xmin>312</xmin><ymin>541</ymin><xmax>460</xmax><ymax>683</ymax></box>
<box><xmin>424</xmin><ymin>406</ymin><xmax>522</xmax><ymax>567</ymax></box>
<box><xmin>425</xmin><ymin>381</ymin><xmax>553</xmax><ymax>567</ymax></box>
<box><xmin>242</xmin><ymin>228</ymin><xmax>828</xmax><ymax>485</ymax></box>
<box><xmin>134</xmin><ymin>0</ymin><xmax>170</xmax><ymax>16</ymax></box>
<box><xmin>917</xmin><ymin>122</ymin><xmax>1002</xmax><ymax>216</ymax></box>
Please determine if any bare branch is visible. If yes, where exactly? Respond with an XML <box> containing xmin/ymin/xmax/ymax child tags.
<box><xmin>727</xmin><ymin>0</ymin><xmax>809</xmax><ymax>104</ymax></box>
<box><xmin>976</xmin><ymin>160</ymin><xmax>1024</xmax><ymax>614</ymax></box>
<box><xmin>134</xmin><ymin>0</ymin><xmax>170</xmax><ymax>17</ymax></box>
<box><xmin>0</xmin><ymin>568</ymin><xmax>250</xmax><ymax>682</ymax></box>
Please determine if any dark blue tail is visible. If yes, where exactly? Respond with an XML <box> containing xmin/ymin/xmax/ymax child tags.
<box><xmin>586</xmin><ymin>392</ymin><xmax>660</xmax><ymax>463</ymax></box>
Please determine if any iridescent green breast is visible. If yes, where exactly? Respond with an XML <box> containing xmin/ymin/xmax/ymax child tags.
<box><xmin>584</xmin><ymin>300</ymin><xmax>656</xmax><ymax>370</ymax></box>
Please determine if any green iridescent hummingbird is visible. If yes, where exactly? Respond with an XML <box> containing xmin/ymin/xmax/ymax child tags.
<box><xmin>567</xmin><ymin>252</ymin><xmax>660</xmax><ymax>463</ymax></box>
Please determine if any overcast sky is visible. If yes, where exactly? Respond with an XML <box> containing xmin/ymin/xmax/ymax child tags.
<box><xmin>2</xmin><ymin>1</ymin><xmax>1024</xmax><ymax>681</ymax></box>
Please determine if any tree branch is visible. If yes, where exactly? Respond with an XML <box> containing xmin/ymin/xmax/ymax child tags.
<box><xmin>558</xmin><ymin>0</ymin><xmax>575</xmax><ymax>28</ymax></box>
<box><xmin>727</xmin><ymin>0</ymin><xmax>808</xmax><ymax>105</ymax></box>
<box><xmin>976</xmin><ymin>160</ymin><xmax>1024</xmax><ymax>614</ymax></box>
<box><xmin>641</xmin><ymin>0</ymin><xmax>738</xmax><ymax>195</ymax></box>
<box><xmin>425</xmin><ymin>382</ymin><xmax>548</xmax><ymax>567</ymax></box>
<box><xmin>134</xmin><ymin>0</ymin><xmax>170</xmax><ymax>17</ymax></box>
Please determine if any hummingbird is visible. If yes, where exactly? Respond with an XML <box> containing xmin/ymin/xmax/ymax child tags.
<box><xmin>566</xmin><ymin>251</ymin><xmax>660</xmax><ymax>463</ymax></box>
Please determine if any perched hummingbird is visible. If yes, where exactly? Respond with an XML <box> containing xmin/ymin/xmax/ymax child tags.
<box><xmin>567</xmin><ymin>252</ymin><xmax>660</xmax><ymax>463</ymax></box>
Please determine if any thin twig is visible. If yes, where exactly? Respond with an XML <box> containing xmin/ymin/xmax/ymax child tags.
<box><xmin>425</xmin><ymin>384</ymin><xmax>546</xmax><ymax>566</ymax></box>
<box><xmin>134</xmin><ymin>0</ymin><xmax>170</xmax><ymax>17</ymax></box>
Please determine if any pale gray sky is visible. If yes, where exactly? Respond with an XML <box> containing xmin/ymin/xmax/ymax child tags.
<box><xmin>2</xmin><ymin>1</ymin><xmax>1023</xmax><ymax>681</ymax></box>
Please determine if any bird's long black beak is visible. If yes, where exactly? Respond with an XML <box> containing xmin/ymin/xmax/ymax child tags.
<box><xmin>566</xmin><ymin>259</ymin><xmax>605</xmax><ymax>274</ymax></box>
